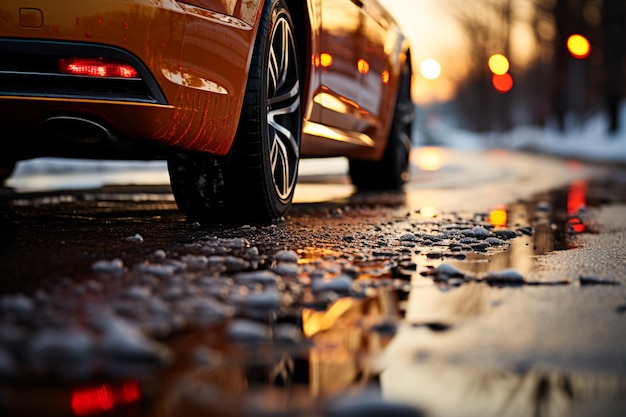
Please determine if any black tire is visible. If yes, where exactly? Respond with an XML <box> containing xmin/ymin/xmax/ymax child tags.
<box><xmin>349</xmin><ymin>62</ymin><xmax>413</xmax><ymax>190</ymax></box>
<box><xmin>168</xmin><ymin>0</ymin><xmax>301</xmax><ymax>223</ymax></box>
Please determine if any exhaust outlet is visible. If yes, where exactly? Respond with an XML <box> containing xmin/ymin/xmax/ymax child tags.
<box><xmin>44</xmin><ymin>116</ymin><xmax>115</xmax><ymax>144</ymax></box>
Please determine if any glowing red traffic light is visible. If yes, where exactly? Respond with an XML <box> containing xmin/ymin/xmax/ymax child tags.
<box><xmin>492</xmin><ymin>73</ymin><xmax>513</xmax><ymax>93</ymax></box>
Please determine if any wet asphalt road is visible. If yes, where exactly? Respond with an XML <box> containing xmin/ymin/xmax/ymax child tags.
<box><xmin>1</xmin><ymin>148</ymin><xmax>626</xmax><ymax>417</ymax></box>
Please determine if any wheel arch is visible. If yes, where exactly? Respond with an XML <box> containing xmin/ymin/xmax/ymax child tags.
<box><xmin>402</xmin><ymin>44</ymin><xmax>414</xmax><ymax>105</ymax></box>
<box><xmin>385</xmin><ymin>41</ymin><xmax>414</xmax><ymax>145</ymax></box>
<box><xmin>376</xmin><ymin>38</ymin><xmax>414</xmax><ymax>159</ymax></box>
<box><xmin>285</xmin><ymin>0</ymin><xmax>313</xmax><ymax>121</ymax></box>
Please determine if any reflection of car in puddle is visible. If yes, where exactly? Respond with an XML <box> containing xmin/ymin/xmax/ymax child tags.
<box><xmin>158</xmin><ymin>290</ymin><xmax>402</xmax><ymax>416</ymax></box>
<box><xmin>1</xmin><ymin>286</ymin><xmax>406</xmax><ymax>417</ymax></box>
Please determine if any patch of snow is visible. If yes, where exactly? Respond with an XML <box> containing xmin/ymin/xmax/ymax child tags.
<box><xmin>98</xmin><ymin>316</ymin><xmax>172</xmax><ymax>362</ymax></box>
<box><xmin>422</xmin><ymin>101</ymin><xmax>626</xmax><ymax>164</ymax></box>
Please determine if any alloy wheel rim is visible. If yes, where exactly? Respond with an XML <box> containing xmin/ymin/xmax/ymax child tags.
<box><xmin>267</xmin><ymin>13</ymin><xmax>301</xmax><ymax>201</ymax></box>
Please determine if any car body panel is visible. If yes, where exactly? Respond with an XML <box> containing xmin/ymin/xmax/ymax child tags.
<box><xmin>0</xmin><ymin>0</ymin><xmax>410</xmax><ymax>162</ymax></box>
<box><xmin>0</xmin><ymin>0</ymin><xmax>261</xmax><ymax>156</ymax></box>
<box><xmin>301</xmin><ymin>0</ymin><xmax>408</xmax><ymax>160</ymax></box>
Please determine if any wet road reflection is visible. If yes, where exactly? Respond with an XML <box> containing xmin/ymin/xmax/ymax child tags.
<box><xmin>1</xmin><ymin>149</ymin><xmax>625</xmax><ymax>416</ymax></box>
<box><xmin>382</xmin><ymin>362</ymin><xmax>626</xmax><ymax>417</ymax></box>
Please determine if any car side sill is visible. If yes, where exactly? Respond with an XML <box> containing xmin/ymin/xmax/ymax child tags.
<box><xmin>302</xmin><ymin>120</ymin><xmax>375</xmax><ymax>147</ymax></box>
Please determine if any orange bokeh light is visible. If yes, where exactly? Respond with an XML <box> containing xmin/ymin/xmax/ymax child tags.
<box><xmin>419</xmin><ymin>206</ymin><xmax>438</xmax><ymax>218</ymax></box>
<box><xmin>567</xmin><ymin>34</ymin><xmax>591</xmax><ymax>59</ymax></box>
<box><xmin>489</xmin><ymin>208</ymin><xmax>508</xmax><ymax>227</ymax></box>
<box><xmin>319</xmin><ymin>52</ymin><xmax>333</xmax><ymax>68</ymax></box>
<box><xmin>357</xmin><ymin>58</ymin><xmax>370</xmax><ymax>75</ymax></box>
<box><xmin>381</xmin><ymin>70</ymin><xmax>390</xmax><ymax>84</ymax></box>
<box><xmin>492</xmin><ymin>73</ymin><xmax>513</xmax><ymax>93</ymax></box>
<box><xmin>415</xmin><ymin>146</ymin><xmax>444</xmax><ymax>171</ymax></box>
<box><xmin>488</xmin><ymin>54</ymin><xmax>509</xmax><ymax>75</ymax></box>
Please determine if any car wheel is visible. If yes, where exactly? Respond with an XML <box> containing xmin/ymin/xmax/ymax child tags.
<box><xmin>168</xmin><ymin>0</ymin><xmax>301</xmax><ymax>222</ymax></box>
<box><xmin>349</xmin><ymin>62</ymin><xmax>413</xmax><ymax>190</ymax></box>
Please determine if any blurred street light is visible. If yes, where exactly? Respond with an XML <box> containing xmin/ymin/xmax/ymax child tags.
<box><xmin>488</xmin><ymin>53</ymin><xmax>513</xmax><ymax>93</ymax></box>
<box><xmin>488</xmin><ymin>53</ymin><xmax>510</xmax><ymax>75</ymax></box>
<box><xmin>492</xmin><ymin>73</ymin><xmax>513</xmax><ymax>94</ymax></box>
<box><xmin>566</xmin><ymin>34</ymin><xmax>591</xmax><ymax>59</ymax></box>
<box><xmin>419</xmin><ymin>58</ymin><xmax>441</xmax><ymax>80</ymax></box>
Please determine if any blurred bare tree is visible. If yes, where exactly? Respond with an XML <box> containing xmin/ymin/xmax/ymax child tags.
<box><xmin>449</xmin><ymin>0</ymin><xmax>625</xmax><ymax>133</ymax></box>
<box><xmin>448</xmin><ymin>0</ymin><xmax>515</xmax><ymax>132</ymax></box>
<box><xmin>603</xmin><ymin>0</ymin><xmax>625</xmax><ymax>133</ymax></box>
<box><xmin>547</xmin><ymin>0</ymin><xmax>624</xmax><ymax>132</ymax></box>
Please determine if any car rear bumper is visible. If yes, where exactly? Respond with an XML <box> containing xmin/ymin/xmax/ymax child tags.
<box><xmin>0</xmin><ymin>0</ymin><xmax>260</xmax><ymax>156</ymax></box>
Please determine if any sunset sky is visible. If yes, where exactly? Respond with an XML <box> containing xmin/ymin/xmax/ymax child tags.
<box><xmin>378</xmin><ymin>0</ymin><xmax>538</xmax><ymax>105</ymax></box>
<box><xmin>378</xmin><ymin>0</ymin><xmax>466</xmax><ymax>104</ymax></box>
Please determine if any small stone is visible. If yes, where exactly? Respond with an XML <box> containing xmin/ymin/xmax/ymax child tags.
<box><xmin>28</xmin><ymin>328</ymin><xmax>95</xmax><ymax>375</ymax></box>
<box><xmin>483</xmin><ymin>269</ymin><xmax>525</xmax><ymax>285</ymax></box>
<box><xmin>125</xmin><ymin>233</ymin><xmax>144</xmax><ymax>243</ymax></box>
<box><xmin>579</xmin><ymin>276</ymin><xmax>620</xmax><ymax>286</ymax></box>
<box><xmin>224</xmin><ymin>256</ymin><xmax>249</xmax><ymax>272</ymax></box>
<box><xmin>152</xmin><ymin>249</ymin><xmax>167</xmax><ymax>261</ymax></box>
<box><xmin>399</xmin><ymin>233</ymin><xmax>418</xmax><ymax>242</ymax></box>
<box><xmin>459</xmin><ymin>237</ymin><xmax>479</xmax><ymax>244</ymax></box>
<box><xmin>193</xmin><ymin>298</ymin><xmax>236</xmax><ymax>319</ymax></box>
<box><xmin>462</xmin><ymin>226</ymin><xmax>490</xmax><ymax>239</ymax></box>
<box><xmin>123</xmin><ymin>286</ymin><xmax>152</xmax><ymax>300</ymax></box>
<box><xmin>99</xmin><ymin>317</ymin><xmax>172</xmax><ymax>363</ymax></box>
<box><xmin>273</xmin><ymin>263</ymin><xmax>300</xmax><ymax>277</ymax></box>
<box><xmin>86</xmin><ymin>281</ymin><xmax>103</xmax><ymax>292</ymax></box>
<box><xmin>485</xmin><ymin>237</ymin><xmax>506</xmax><ymax>246</ymax></box>
<box><xmin>274</xmin><ymin>250</ymin><xmax>299</xmax><ymax>263</ymax></box>
<box><xmin>134</xmin><ymin>263</ymin><xmax>179</xmax><ymax>279</ymax></box>
<box><xmin>181</xmin><ymin>254</ymin><xmax>209</xmax><ymax>270</ymax></box>
<box><xmin>92</xmin><ymin>258</ymin><xmax>125</xmax><ymax>275</ymax></box>
<box><xmin>431</xmin><ymin>263</ymin><xmax>465</xmax><ymax>280</ymax></box>
<box><xmin>232</xmin><ymin>290</ymin><xmax>282</xmax><ymax>310</ymax></box>
<box><xmin>312</xmin><ymin>275</ymin><xmax>353</xmax><ymax>295</ymax></box>
<box><xmin>227</xmin><ymin>319</ymin><xmax>270</xmax><ymax>343</ymax></box>
<box><xmin>494</xmin><ymin>229</ymin><xmax>518</xmax><ymax>240</ymax></box>
<box><xmin>471</xmin><ymin>243</ymin><xmax>490</xmax><ymax>251</ymax></box>
<box><xmin>0</xmin><ymin>294</ymin><xmax>35</xmax><ymax>318</ymax></box>
<box><xmin>518</xmin><ymin>226</ymin><xmax>535</xmax><ymax>236</ymax></box>
<box><xmin>330</xmin><ymin>207</ymin><xmax>343</xmax><ymax>218</ymax></box>
<box><xmin>235</xmin><ymin>270</ymin><xmax>280</xmax><ymax>285</ymax></box>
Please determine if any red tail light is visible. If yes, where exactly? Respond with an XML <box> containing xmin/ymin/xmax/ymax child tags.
<box><xmin>59</xmin><ymin>58</ymin><xmax>138</xmax><ymax>78</ymax></box>
<box><xmin>71</xmin><ymin>381</ymin><xmax>141</xmax><ymax>415</ymax></box>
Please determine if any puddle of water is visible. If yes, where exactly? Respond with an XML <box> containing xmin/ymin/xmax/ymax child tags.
<box><xmin>382</xmin><ymin>177</ymin><xmax>626</xmax><ymax>416</ymax></box>
<box><xmin>381</xmin><ymin>361</ymin><xmax>626</xmax><ymax>417</ymax></box>
<box><xmin>2</xmin><ymin>177</ymin><xmax>624</xmax><ymax>417</ymax></box>
<box><xmin>408</xmin><ymin>177</ymin><xmax>595</xmax><ymax>285</ymax></box>
<box><xmin>0</xmin><ymin>286</ymin><xmax>405</xmax><ymax>417</ymax></box>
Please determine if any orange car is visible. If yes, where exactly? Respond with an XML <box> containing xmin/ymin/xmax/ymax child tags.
<box><xmin>0</xmin><ymin>0</ymin><xmax>413</xmax><ymax>222</ymax></box>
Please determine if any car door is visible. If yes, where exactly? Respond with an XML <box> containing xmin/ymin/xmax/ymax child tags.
<box><xmin>317</xmin><ymin>0</ymin><xmax>395</xmax><ymax>142</ymax></box>
<box><xmin>318</xmin><ymin>0</ymin><xmax>366</xmax><ymax>134</ymax></box>
<box><xmin>355</xmin><ymin>0</ymin><xmax>394</xmax><ymax>138</ymax></box>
